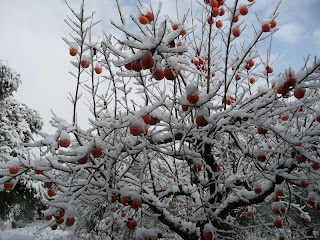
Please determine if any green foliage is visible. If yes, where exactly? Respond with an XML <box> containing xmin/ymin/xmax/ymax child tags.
<box><xmin>0</xmin><ymin>182</ymin><xmax>45</xmax><ymax>226</ymax></box>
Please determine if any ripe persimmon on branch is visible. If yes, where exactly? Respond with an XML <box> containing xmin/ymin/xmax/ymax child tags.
<box><xmin>1</xmin><ymin>0</ymin><xmax>320</xmax><ymax>239</ymax></box>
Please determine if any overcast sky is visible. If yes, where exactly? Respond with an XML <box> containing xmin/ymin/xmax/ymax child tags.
<box><xmin>0</xmin><ymin>0</ymin><xmax>319</xmax><ymax>133</ymax></box>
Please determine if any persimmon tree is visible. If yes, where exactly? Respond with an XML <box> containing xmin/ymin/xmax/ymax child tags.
<box><xmin>1</xmin><ymin>0</ymin><xmax>320</xmax><ymax>239</ymax></box>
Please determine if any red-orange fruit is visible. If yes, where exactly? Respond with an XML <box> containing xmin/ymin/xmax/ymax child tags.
<box><xmin>212</xmin><ymin>7</ymin><xmax>220</xmax><ymax>17</ymax></box>
<box><xmin>257</xmin><ymin>155</ymin><xmax>266</xmax><ymax>162</ymax></box>
<box><xmin>257</xmin><ymin>127</ymin><xmax>268</xmax><ymax>135</ymax></box>
<box><xmin>180</xmin><ymin>29</ymin><xmax>187</xmax><ymax>36</ymax></box>
<box><xmin>267</xmin><ymin>66</ymin><xmax>273</xmax><ymax>74</ymax></box>
<box><xmin>182</xmin><ymin>105</ymin><xmax>189</xmax><ymax>111</ymax></box>
<box><xmin>131</xmin><ymin>62</ymin><xmax>142</xmax><ymax>72</ymax></box>
<box><xmin>69</xmin><ymin>48</ymin><xmax>77</xmax><ymax>56</ymax></box>
<box><xmin>286</xmin><ymin>77</ymin><xmax>296</xmax><ymax>86</ymax></box>
<box><xmin>95</xmin><ymin>67</ymin><xmax>102</xmax><ymax>74</ymax></box>
<box><xmin>239</xmin><ymin>6</ymin><xmax>248</xmax><ymax>15</ymax></box>
<box><xmin>121</xmin><ymin>197</ymin><xmax>129</xmax><ymax>206</ymax></box>
<box><xmin>312</xmin><ymin>162</ymin><xmax>320</xmax><ymax>170</ymax></box>
<box><xmin>141</xmin><ymin>115</ymin><xmax>159</xmax><ymax>125</ymax></box>
<box><xmin>48</xmin><ymin>190</ymin><xmax>55</xmax><ymax>197</ymax></box>
<box><xmin>148</xmin><ymin>116</ymin><xmax>160</xmax><ymax>125</ymax></box>
<box><xmin>187</xmin><ymin>159</ymin><xmax>193</xmax><ymax>165</ymax></box>
<box><xmin>81</xmin><ymin>60</ymin><xmax>90</xmax><ymax>68</ymax></box>
<box><xmin>272</xmin><ymin>208</ymin><xmax>280</xmax><ymax>214</ymax></box>
<box><xmin>219</xmin><ymin>8</ymin><xmax>225</xmax><ymax>16</ymax></box>
<box><xmin>271</xmin><ymin>19</ymin><xmax>277</xmax><ymax>28</ymax></box>
<box><xmin>204</xmin><ymin>232</ymin><xmax>213</xmax><ymax>240</ymax></box>
<box><xmin>130</xmin><ymin>199</ymin><xmax>141</xmax><ymax>210</ymax></box>
<box><xmin>91</xmin><ymin>147</ymin><xmax>103</xmax><ymax>158</ymax></box>
<box><xmin>300</xmin><ymin>181</ymin><xmax>309</xmax><ymax>188</ymax></box>
<box><xmin>34</xmin><ymin>168</ymin><xmax>44</xmax><ymax>174</ymax></box>
<box><xmin>4</xmin><ymin>182</ymin><xmax>14</xmax><ymax>190</ymax></box>
<box><xmin>146</xmin><ymin>12</ymin><xmax>154</xmax><ymax>22</ymax></box>
<box><xmin>233</xmin><ymin>16</ymin><xmax>239</xmax><ymax>22</ymax></box>
<box><xmin>78</xmin><ymin>156</ymin><xmax>88</xmax><ymax>164</ymax></box>
<box><xmin>232</xmin><ymin>28</ymin><xmax>241</xmax><ymax>37</ymax></box>
<box><xmin>210</xmin><ymin>0</ymin><xmax>218</xmax><ymax>8</ymax></box>
<box><xmin>56</xmin><ymin>218</ymin><xmax>64</xmax><ymax>224</ymax></box>
<box><xmin>296</xmin><ymin>155</ymin><xmax>306</xmax><ymax>163</ymax></box>
<box><xmin>9</xmin><ymin>167</ymin><xmax>19</xmax><ymax>175</ymax></box>
<box><xmin>277</xmin><ymin>86</ymin><xmax>289</xmax><ymax>95</ymax></box>
<box><xmin>226</xmin><ymin>96</ymin><xmax>235</xmax><ymax>105</ymax></box>
<box><xmin>45</xmin><ymin>215</ymin><xmax>53</xmax><ymax>220</ymax></box>
<box><xmin>254</xmin><ymin>187</ymin><xmax>262</xmax><ymax>194</ymax></box>
<box><xmin>250</xmin><ymin>78</ymin><xmax>255</xmax><ymax>84</ymax></box>
<box><xmin>172</xmin><ymin>24</ymin><xmax>179</xmax><ymax>30</ymax></box>
<box><xmin>141</xmin><ymin>115</ymin><xmax>152</xmax><ymax>124</ymax></box>
<box><xmin>59</xmin><ymin>210</ymin><xmax>65</xmax><ymax>218</ymax></box>
<box><xmin>274</xmin><ymin>220</ymin><xmax>282</xmax><ymax>228</ymax></box>
<box><xmin>111</xmin><ymin>195</ymin><xmax>118</xmax><ymax>203</ymax></box>
<box><xmin>127</xmin><ymin>220</ymin><xmax>137</xmax><ymax>229</ymax></box>
<box><xmin>51</xmin><ymin>224</ymin><xmax>58</xmax><ymax>230</ymax></box>
<box><xmin>139</xmin><ymin>15</ymin><xmax>149</xmax><ymax>25</ymax></box>
<box><xmin>66</xmin><ymin>217</ymin><xmax>75</xmax><ymax>227</ymax></box>
<box><xmin>193</xmin><ymin>164</ymin><xmax>202</xmax><ymax>172</ymax></box>
<box><xmin>218</xmin><ymin>0</ymin><xmax>225</xmax><ymax>6</ymax></box>
<box><xmin>207</xmin><ymin>17</ymin><xmax>214</xmax><ymax>25</ymax></box>
<box><xmin>44</xmin><ymin>182</ymin><xmax>53</xmax><ymax>188</ymax></box>
<box><xmin>141</xmin><ymin>55</ymin><xmax>155</xmax><ymax>69</ymax></box>
<box><xmin>187</xmin><ymin>93</ymin><xmax>199</xmax><ymax>105</ymax></box>
<box><xmin>164</xmin><ymin>68</ymin><xmax>177</xmax><ymax>80</ymax></box>
<box><xmin>282</xmin><ymin>115</ymin><xmax>289</xmax><ymax>121</ymax></box>
<box><xmin>294</xmin><ymin>88</ymin><xmax>305</xmax><ymax>100</ymax></box>
<box><xmin>125</xmin><ymin>63</ymin><xmax>132</xmax><ymax>70</ymax></box>
<box><xmin>196</xmin><ymin>116</ymin><xmax>208</xmax><ymax>127</ymax></box>
<box><xmin>262</xmin><ymin>24</ymin><xmax>271</xmax><ymax>32</ymax></box>
<box><xmin>130</xmin><ymin>126</ymin><xmax>148</xmax><ymax>136</ymax></box>
<box><xmin>216</xmin><ymin>20</ymin><xmax>223</xmax><ymax>28</ymax></box>
<box><xmin>59</xmin><ymin>140</ymin><xmax>70</xmax><ymax>148</ymax></box>
<box><xmin>153</xmin><ymin>69</ymin><xmax>164</xmax><ymax>80</ymax></box>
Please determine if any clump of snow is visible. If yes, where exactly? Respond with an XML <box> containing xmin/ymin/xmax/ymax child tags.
<box><xmin>139</xmin><ymin>3</ymin><xmax>152</xmax><ymax>15</ymax></box>
<box><xmin>186</xmin><ymin>83</ymin><xmax>198</xmax><ymax>94</ymax></box>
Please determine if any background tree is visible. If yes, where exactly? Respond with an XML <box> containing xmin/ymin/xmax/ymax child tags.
<box><xmin>0</xmin><ymin>61</ymin><xmax>43</xmax><ymax>226</ymax></box>
<box><xmin>1</xmin><ymin>0</ymin><xmax>320</xmax><ymax>239</ymax></box>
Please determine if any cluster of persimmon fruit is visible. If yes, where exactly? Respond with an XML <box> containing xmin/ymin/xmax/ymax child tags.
<box><xmin>124</xmin><ymin>54</ymin><xmax>179</xmax><ymax>81</ymax></box>
<box><xmin>191</xmin><ymin>56</ymin><xmax>210</xmax><ymax>72</ymax></box>
<box><xmin>204</xmin><ymin>0</ymin><xmax>278</xmax><ymax>38</ymax></box>
<box><xmin>69</xmin><ymin>46</ymin><xmax>103</xmax><ymax>74</ymax></box>
<box><xmin>129</xmin><ymin>113</ymin><xmax>160</xmax><ymax>137</ymax></box>
<box><xmin>275</xmin><ymin>76</ymin><xmax>306</xmax><ymax>101</ymax></box>
<box><xmin>104</xmin><ymin>195</ymin><xmax>141</xmax><ymax>235</ymax></box>
<box><xmin>181</xmin><ymin>88</ymin><xmax>209</xmax><ymax>127</ymax></box>
<box><xmin>44</xmin><ymin>209</ymin><xmax>76</xmax><ymax>230</ymax></box>
<box><xmin>186</xmin><ymin>158</ymin><xmax>205</xmax><ymax>172</ymax></box>
<box><xmin>269</xmin><ymin>185</ymin><xmax>314</xmax><ymax>238</ymax></box>
<box><xmin>204</xmin><ymin>0</ymin><xmax>225</xmax><ymax>29</ymax></box>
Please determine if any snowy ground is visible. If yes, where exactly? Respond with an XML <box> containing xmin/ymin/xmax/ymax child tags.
<box><xmin>0</xmin><ymin>221</ymin><xmax>71</xmax><ymax>240</ymax></box>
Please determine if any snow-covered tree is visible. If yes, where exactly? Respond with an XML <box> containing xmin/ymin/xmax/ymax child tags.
<box><xmin>0</xmin><ymin>61</ymin><xmax>43</xmax><ymax>157</ymax></box>
<box><xmin>0</xmin><ymin>61</ymin><xmax>43</xmax><ymax>225</ymax></box>
<box><xmin>1</xmin><ymin>0</ymin><xmax>320</xmax><ymax>239</ymax></box>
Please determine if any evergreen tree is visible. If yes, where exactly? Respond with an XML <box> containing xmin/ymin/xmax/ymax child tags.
<box><xmin>0</xmin><ymin>61</ymin><xmax>43</xmax><ymax>227</ymax></box>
